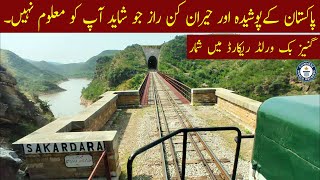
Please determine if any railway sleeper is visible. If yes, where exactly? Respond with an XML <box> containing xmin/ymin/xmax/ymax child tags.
<box><xmin>167</xmin><ymin>158</ymin><xmax>230</xmax><ymax>165</ymax></box>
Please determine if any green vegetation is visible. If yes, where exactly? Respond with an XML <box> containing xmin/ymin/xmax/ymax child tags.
<box><xmin>0</xmin><ymin>67</ymin><xmax>55</xmax><ymax>144</ymax></box>
<box><xmin>159</xmin><ymin>36</ymin><xmax>320</xmax><ymax>101</ymax></box>
<box><xmin>30</xmin><ymin>94</ymin><xmax>55</xmax><ymax>122</ymax></box>
<box><xmin>0</xmin><ymin>49</ymin><xmax>118</xmax><ymax>144</ymax></box>
<box><xmin>0</xmin><ymin>49</ymin><xmax>119</xmax><ymax>95</ymax></box>
<box><xmin>7</xmin><ymin>122</ymin><xmax>39</xmax><ymax>143</ymax></box>
<box><xmin>5</xmin><ymin>35</ymin><xmax>317</xmax><ymax>104</ymax></box>
<box><xmin>39</xmin><ymin>100</ymin><xmax>51</xmax><ymax>113</ymax></box>
<box><xmin>82</xmin><ymin>45</ymin><xmax>147</xmax><ymax>101</ymax></box>
<box><xmin>116</xmin><ymin>73</ymin><xmax>146</xmax><ymax>90</ymax></box>
<box><xmin>17</xmin><ymin>77</ymin><xmax>66</xmax><ymax>94</ymax></box>
<box><xmin>82</xmin><ymin>36</ymin><xmax>319</xmax><ymax>103</ymax></box>
<box><xmin>0</xmin><ymin>49</ymin><xmax>67</xmax><ymax>94</ymax></box>
<box><xmin>28</xmin><ymin>50</ymin><xmax>119</xmax><ymax>79</ymax></box>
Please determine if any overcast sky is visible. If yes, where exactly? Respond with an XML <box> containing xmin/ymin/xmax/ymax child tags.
<box><xmin>0</xmin><ymin>33</ymin><xmax>184</xmax><ymax>63</ymax></box>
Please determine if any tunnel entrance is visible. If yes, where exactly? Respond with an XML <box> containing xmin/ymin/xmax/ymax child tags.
<box><xmin>148</xmin><ymin>56</ymin><xmax>158</xmax><ymax>70</ymax></box>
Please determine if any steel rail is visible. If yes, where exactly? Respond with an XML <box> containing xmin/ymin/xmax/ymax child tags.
<box><xmin>127</xmin><ymin>72</ymin><xmax>241</xmax><ymax>180</ymax></box>
<box><xmin>155</xmin><ymin>73</ymin><xmax>218</xmax><ymax>180</ymax></box>
<box><xmin>152</xmin><ymin>74</ymin><xmax>181</xmax><ymax>180</ymax></box>
<box><xmin>152</xmin><ymin>74</ymin><xmax>170</xmax><ymax>180</ymax></box>
<box><xmin>163</xmin><ymin>84</ymin><xmax>231</xmax><ymax>179</ymax></box>
<box><xmin>127</xmin><ymin>127</ymin><xmax>242</xmax><ymax>180</ymax></box>
<box><xmin>157</xmin><ymin>72</ymin><xmax>232</xmax><ymax>179</ymax></box>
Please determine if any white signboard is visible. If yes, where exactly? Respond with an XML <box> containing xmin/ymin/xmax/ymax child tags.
<box><xmin>23</xmin><ymin>141</ymin><xmax>105</xmax><ymax>154</ymax></box>
<box><xmin>65</xmin><ymin>155</ymin><xmax>93</xmax><ymax>167</ymax></box>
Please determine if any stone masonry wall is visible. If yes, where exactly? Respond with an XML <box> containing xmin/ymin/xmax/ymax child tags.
<box><xmin>190</xmin><ymin>88</ymin><xmax>261</xmax><ymax>132</ymax></box>
<box><xmin>14</xmin><ymin>92</ymin><xmax>121</xmax><ymax>179</ymax></box>
<box><xmin>191</xmin><ymin>88</ymin><xmax>216</xmax><ymax>105</ymax></box>
<box><xmin>84</xmin><ymin>99</ymin><xmax>117</xmax><ymax>131</ymax></box>
<box><xmin>26</xmin><ymin>152</ymin><xmax>105</xmax><ymax>179</ymax></box>
<box><xmin>115</xmin><ymin>90</ymin><xmax>140</xmax><ymax>107</ymax></box>
<box><xmin>215</xmin><ymin>88</ymin><xmax>262</xmax><ymax>132</ymax></box>
<box><xmin>141</xmin><ymin>46</ymin><xmax>161</xmax><ymax>64</ymax></box>
<box><xmin>25</xmin><ymin>140</ymin><xmax>121</xmax><ymax>179</ymax></box>
<box><xmin>217</xmin><ymin>97</ymin><xmax>257</xmax><ymax>131</ymax></box>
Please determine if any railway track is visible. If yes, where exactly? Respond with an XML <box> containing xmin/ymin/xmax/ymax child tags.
<box><xmin>150</xmin><ymin>72</ymin><xmax>234</xmax><ymax>180</ymax></box>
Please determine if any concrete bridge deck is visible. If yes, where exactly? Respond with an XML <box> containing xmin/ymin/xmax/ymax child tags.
<box><xmin>12</xmin><ymin>71</ymin><xmax>261</xmax><ymax>180</ymax></box>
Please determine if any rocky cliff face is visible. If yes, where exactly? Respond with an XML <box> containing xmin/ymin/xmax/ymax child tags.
<box><xmin>0</xmin><ymin>65</ymin><xmax>55</xmax><ymax>179</ymax></box>
<box><xmin>0</xmin><ymin>65</ymin><xmax>50</xmax><ymax>147</ymax></box>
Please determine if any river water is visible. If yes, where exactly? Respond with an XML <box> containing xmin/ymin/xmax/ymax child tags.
<box><xmin>39</xmin><ymin>79</ymin><xmax>91</xmax><ymax>118</ymax></box>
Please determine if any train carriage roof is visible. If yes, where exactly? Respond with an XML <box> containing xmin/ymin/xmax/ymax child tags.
<box><xmin>253</xmin><ymin>95</ymin><xmax>320</xmax><ymax>179</ymax></box>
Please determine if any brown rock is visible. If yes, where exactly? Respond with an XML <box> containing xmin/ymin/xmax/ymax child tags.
<box><xmin>0</xmin><ymin>147</ymin><xmax>22</xmax><ymax>180</ymax></box>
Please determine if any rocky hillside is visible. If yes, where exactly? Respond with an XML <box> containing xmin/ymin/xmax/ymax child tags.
<box><xmin>81</xmin><ymin>45</ymin><xmax>147</xmax><ymax>101</ymax></box>
<box><xmin>0</xmin><ymin>49</ymin><xmax>66</xmax><ymax>94</ymax></box>
<box><xmin>0</xmin><ymin>65</ymin><xmax>53</xmax><ymax>147</ymax></box>
<box><xmin>159</xmin><ymin>36</ymin><xmax>320</xmax><ymax>101</ymax></box>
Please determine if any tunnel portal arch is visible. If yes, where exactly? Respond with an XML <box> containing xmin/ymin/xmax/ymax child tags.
<box><xmin>148</xmin><ymin>56</ymin><xmax>158</xmax><ymax>69</ymax></box>
<box><xmin>142</xmin><ymin>46</ymin><xmax>161</xmax><ymax>71</ymax></box>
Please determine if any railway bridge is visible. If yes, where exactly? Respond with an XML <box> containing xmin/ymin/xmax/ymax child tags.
<box><xmin>13</xmin><ymin>64</ymin><xmax>262</xmax><ymax>179</ymax></box>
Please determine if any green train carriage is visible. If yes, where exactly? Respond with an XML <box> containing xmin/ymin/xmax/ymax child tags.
<box><xmin>250</xmin><ymin>95</ymin><xmax>320</xmax><ymax>180</ymax></box>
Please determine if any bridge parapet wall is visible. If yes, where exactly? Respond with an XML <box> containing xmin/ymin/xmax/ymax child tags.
<box><xmin>191</xmin><ymin>88</ymin><xmax>261</xmax><ymax>132</ymax></box>
<box><xmin>115</xmin><ymin>90</ymin><xmax>140</xmax><ymax>108</ymax></box>
<box><xmin>191</xmin><ymin>88</ymin><xmax>217</xmax><ymax>105</ymax></box>
<box><xmin>12</xmin><ymin>90</ymin><xmax>141</xmax><ymax>179</ymax></box>
<box><xmin>214</xmin><ymin>88</ymin><xmax>261</xmax><ymax>132</ymax></box>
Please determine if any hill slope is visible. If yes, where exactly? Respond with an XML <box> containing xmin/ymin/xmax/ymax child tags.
<box><xmin>28</xmin><ymin>50</ymin><xmax>119</xmax><ymax>78</ymax></box>
<box><xmin>26</xmin><ymin>60</ymin><xmax>62</xmax><ymax>74</ymax></box>
<box><xmin>159</xmin><ymin>36</ymin><xmax>320</xmax><ymax>101</ymax></box>
<box><xmin>0</xmin><ymin>65</ymin><xmax>53</xmax><ymax>145</ymax></box>
<box><xmin>81</xmin><ymin>45</ymin><xmax>147</xmax><ymax>101</ymax></box>
<box><xmin>0</xmin><ymin>49</ymin><xmax>66</xmax><ymax>94</ymax></box>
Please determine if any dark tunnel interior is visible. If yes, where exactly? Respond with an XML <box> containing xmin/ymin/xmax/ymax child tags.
<box><xmin>148</xmin><ymin>56</ymin><xmax>158</xmax><ymax>69</ymax></box>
